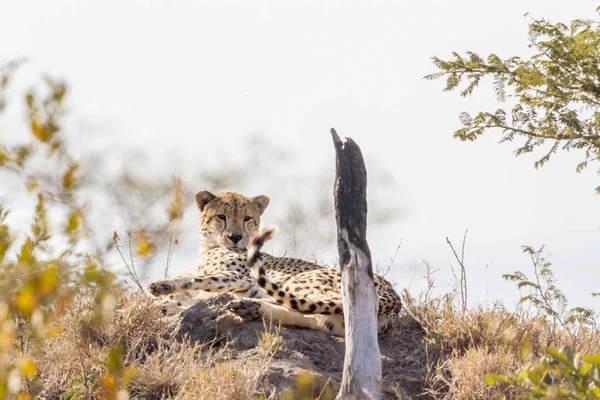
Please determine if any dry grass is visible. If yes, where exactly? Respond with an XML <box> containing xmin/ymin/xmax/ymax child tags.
<box><xmin>13</xmin><ymin>280</ymin><xmax>600</xmax><ymax>399</ymax></box>
<box><xmin>400</xmin><ymin>288</ymin><xmax>600</xmax><ymax>399</ymax></box>
<box><xmin>258</xmin><ymin>322</ymin><xmax>285</xmax><ymax>358</ymax></box>
<box><xmin>442</xmin><ymin>346</ymin><xmax>526</xmax><ymax>399</ymax></box>
<box><xmin>24</xmin><ymin>289</ymin><xmax>278</xmax><ymax>399</ymax></box>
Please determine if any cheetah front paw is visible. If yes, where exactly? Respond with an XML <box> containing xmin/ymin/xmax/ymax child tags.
<box><xmin>156</xmin><ymin>297</ymin><xmax>185</xmax><ymax>316</ymax></box>
<box><xmin>148</xmin><ymin>280</ymin><xmax>176</xmax><ymax>296</ymax></box>
<box><xmin>225</xmin><ymin>299</ymin><xmax>261</xmax><ymax>321</ymax></box>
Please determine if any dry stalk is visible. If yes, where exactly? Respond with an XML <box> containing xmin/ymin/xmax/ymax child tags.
<box><xmin>446</xmin><ymin>230</ymin><xmax>468</xmax><ymax>316</ymax></box>
<box><xmin>112</xmin><ymin>231</ymin><xmax>145</xmax><ymax>292</ymax></box>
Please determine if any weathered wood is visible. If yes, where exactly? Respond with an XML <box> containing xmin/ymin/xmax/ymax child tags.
<box><xmin>331</xmin><ymin>128</ymin><xmax>382</xmax><ymax>400</ymax></box>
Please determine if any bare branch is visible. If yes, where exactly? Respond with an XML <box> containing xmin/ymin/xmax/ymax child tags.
<box><xmin>332</xmin><ymin>128</ymin><xmax>382</xmax><ymax>400</ymax></box>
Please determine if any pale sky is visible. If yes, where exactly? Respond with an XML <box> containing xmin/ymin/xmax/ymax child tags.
<box><xmin>1</xmin><ymin>0</ymin><xmax>599</xmax><ymax>311</ymax></box>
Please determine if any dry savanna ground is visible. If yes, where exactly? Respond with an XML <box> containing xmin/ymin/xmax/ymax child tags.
<box><xmin>9</xmin><ymin>269</ymin><xmax>599</xmax><ymax>400</ymax></box>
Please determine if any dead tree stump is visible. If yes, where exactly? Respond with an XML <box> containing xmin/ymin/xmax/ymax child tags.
<box><xmin>331</xmin><ymin>128</ymin><xmax>382</xmax><ymax>400</ymax></box>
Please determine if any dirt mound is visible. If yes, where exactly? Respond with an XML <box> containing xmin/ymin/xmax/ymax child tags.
<box><xmin>176</xmin><ymin>294</ymin><xmax>438</xmax><ymax>399</ymax></box>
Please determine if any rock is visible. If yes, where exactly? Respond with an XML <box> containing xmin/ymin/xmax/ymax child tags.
<box><xmin>174</xmin><ymin>294</ymin><xmax>434</xmax><ymax>399</ymax></box>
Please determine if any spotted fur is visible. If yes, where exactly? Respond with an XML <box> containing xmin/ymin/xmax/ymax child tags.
<box><xmin>247</xmin><ymin>227</ymin><xmax>401</xmax><ymax>317</ymax></box>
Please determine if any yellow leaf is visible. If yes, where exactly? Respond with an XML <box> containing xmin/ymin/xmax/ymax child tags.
<box><xmin>528</xmin><ymin>364</ymin><xmax>546</xmax><ymax>384</ymax></box>
<box><xmin>580</xmin><ymin>362</ymin><xmax>592</xmax><ymax>376</ymax></box>
<box><xmin>62</xmin><ymin>163</ymin><xmax>79</xmax><ymax>190</ymax></box>
<box><xmin>25</xmin><ymin>179</ymin><xmax>39</xmax><ymax>192</ymax></box>
<box><xmin>122</xmin><ymin>366</ymin><xmax>138</xmax><ymax>385</ymax></box>
<box><xmin>519</xmin><ymin>337</ymin><xmax>532</xmax><ymax>359</ymax></box>
<box><xmin>167</xmin><ymin>179</ymin><xmax>184</xmax><ymax>221</ymax></box>
<box><xmin>18</xmin><ymin>238</ymin><xmax>35</xmax><ymax>265</ymax></box>
<box><xmin>15</xmin><ymin>286</ymin><xmax>37</xmax><ymax>315</ymax></box>
<box><xmin>39</xmin><ymin>265</ymin><xmax>59</xmax><ymax>295</ymax></box>
<box><xmin>64</xmin><ymin>209</ymin><xmax>84</xmax><ymax>243</ymax></box>
<box><xmin>582</xmin><ymin>353</ymin><xmax>600</xmax><ymax>365</ymax></box>
<box><xmin>25</xmin><ymin>92</ymin><xmax>34</xmax><ymax>108</ymax></box>
<box><xmin>294</xmin><ymin>372</ymin><xmax>315</xmax><ymax>397</ymax></box>
<box><xmin>135</xmin><ymin>231</ymin><xmax>154</xmax><ymax>256</ymax></box>
<box><xmin>0</xmin><ymin>225</ymin><xmax>11</xmax><ymax>261</ymax></box>
<box><xmin>30</xmin><ymin>117</ymin><xmax>48</xmax><ymax>142</ymax></box>
<box><xmin>47</xmin><ymin>325</ymin><xmax>64</xmax><ymax>338</ymax></box>
<box><xmin>106</xmin><ymin>345</ymin><xmax>123</xmax><ymax>374</ymax></box>
<box><xmin>102</xmin><ymin>374</ymin><xmax>116</xmax><ymax>390</ymax></box>
<box><xmin>16</xmin><ymin>146</ymin><xmax>30</xmax><ymax>167</ymax></box>
<box><xmin>84</xmin><ymin>264</ymin><xmax>99</xmax><ymax>282</ymax></box>
<box><xmin>17</xmin><ymin>357</ymin><xmax>38</xmax><ymax>379</ymax></box>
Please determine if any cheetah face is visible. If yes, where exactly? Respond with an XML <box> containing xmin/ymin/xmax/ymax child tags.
<box><xmin>195</xmin><ymin>190</ymin><xmax>270</xmax><ymax>250</ymax></box>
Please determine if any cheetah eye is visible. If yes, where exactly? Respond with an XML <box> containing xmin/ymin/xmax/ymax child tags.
<box><xmin>217</xmin><ymin>214</ymin><xmax>226</xmax><ymax>220</ymax></box>
<box><xmin>244</xmin><ymin>216</ymin><xmax>252</xmax><ymax>222</ymax></box>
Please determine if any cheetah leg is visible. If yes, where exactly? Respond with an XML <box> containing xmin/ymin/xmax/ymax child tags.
<box><xmin>377</xmin><ymin>316</ymin><xmax>391</xmax><ymax>332</ymax></box>
<box><xmin>226</xmin><ymin>298</ymin><xmax>346</xmax><ymax>336</ymax></box>
<box><xmin>148</xmin><ymin>271</ymin><xmax>255</xmax><ymax>297</ymax></box>
<box><xmin>152</xmin><ymin>282</ymin><xmax>243</xmax><ymax>316</ymax></box>
<box><xmin>155</xmin><ymin>294</ymin><xmax>189</xmax><ymax>316</ymax></box>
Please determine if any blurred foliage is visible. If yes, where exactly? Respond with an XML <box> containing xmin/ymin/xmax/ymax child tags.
<box><xmin>0</xmin><ymin>61</ymin><xmax>184</xmax><ymax>399</ymax></box>
<box><xmin>487</xmin><ymin>345</ymin><xmax>600</xmax><ymax>399</ymax></box>
<box><xmin>279</xmin><ymin>372</ymin><xmax>337</xmax><ymax>400</ymax></box>
<box><xmin>427</xmin><ymin>6</ymin><xmax>600</xmax><ymax>193</ymax></box>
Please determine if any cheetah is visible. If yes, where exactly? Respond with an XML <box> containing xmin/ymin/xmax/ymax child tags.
<box><xmin>147</xmin><ymin>191</ymin><xmax>402</xmax><ymax>335</ymax></box>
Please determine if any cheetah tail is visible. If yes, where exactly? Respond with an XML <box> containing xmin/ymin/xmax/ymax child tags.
<box><xmin>247</xmin><ymin>226</ymin><xmax>277</xmax><ymax>272</ymax></box>
<box><xmin>247</xmin><ymin>228</ymin><xmax>345</xmax><ymax>317</ymax></box>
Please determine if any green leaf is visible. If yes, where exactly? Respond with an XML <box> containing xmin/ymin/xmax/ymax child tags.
<box><xmin>106</xmin><ymin>345</ymin><xmax>123</xmax><ymax>374</ymax></box>
<box><xmin>547</xmin><ymin>347</ymin><xmax>568</xmax><ymax>363</ymax></box>
<box><xmin>520</xmin><ymin>337</ymin><xmax>533</xmax><ymax>359</ymax></box>
<box><xmin>484</xmin><ymin>375</ymin><xmax>498</xmax><ymax>385</ymax></box>
<box><xmin>579</xmin><ymin>362</ymin><xmax>592</xmax><ymax>376</ymax></box>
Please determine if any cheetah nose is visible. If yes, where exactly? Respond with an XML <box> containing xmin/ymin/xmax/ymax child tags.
<box><xmin>228</xmin><ymin>233</ymin><xmax>242</xmax><ymax>244</ymax></box>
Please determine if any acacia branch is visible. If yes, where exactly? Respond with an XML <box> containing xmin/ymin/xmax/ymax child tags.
<box><xmin>444</xmin><ymin>63</ymin><xmax>600</xmax><ymax>106</ymax></box>
<box><xmin>468</xmin><ymin>124</ymin><xmax>600</xmax><ymax>143</ymax></box>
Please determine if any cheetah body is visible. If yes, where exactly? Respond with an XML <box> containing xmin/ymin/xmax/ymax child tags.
<box><xmin>148</xmin><ymin>191</ymin><xmax>401</xmax><ymax>335</ymax></box>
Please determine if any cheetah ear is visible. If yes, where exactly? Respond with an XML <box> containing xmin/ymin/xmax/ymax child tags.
<box><xmin>251</xmin><ymin>195</ymin><xmax>270</xmax><ymax>214</ymax></box>
<box><xmin>195</xmin><ymin>191</ymin><xmax>217</xmax><ymax>211</ymax></box>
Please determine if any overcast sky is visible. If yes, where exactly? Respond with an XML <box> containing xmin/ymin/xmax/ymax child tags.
<box><xmin>2</xmin><ymin>0</ymin><xmax>599</xmax><ymax>311</ymax></box>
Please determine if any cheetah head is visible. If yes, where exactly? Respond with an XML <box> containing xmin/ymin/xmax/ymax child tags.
<box><xmin>194</xmin><ymin>191</ymin><xmax>270</xmax><ymax>250</ymax></box>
